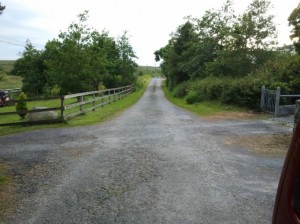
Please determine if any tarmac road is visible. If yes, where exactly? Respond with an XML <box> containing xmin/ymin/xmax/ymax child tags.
<box><xmin>0</xmin><ymin>78</ymin><xmax>291</xmax><ymax>223</ymax></box>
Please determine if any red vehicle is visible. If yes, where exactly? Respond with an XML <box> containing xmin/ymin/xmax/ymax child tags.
<box><xmin>273</xmin><ymin>121</ymin><xmax>300</xmax><ymax>223</ymax></box>
<box><xmin>0</xmin><ymin>91</ymin><xmax>9</xmax><ymax>107</ymax></box>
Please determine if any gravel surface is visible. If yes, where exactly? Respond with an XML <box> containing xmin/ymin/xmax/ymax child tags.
<box><xmin>0</xmin><ymin>78</ymin><xmax>291</xmax><ymax>223</ymax></box>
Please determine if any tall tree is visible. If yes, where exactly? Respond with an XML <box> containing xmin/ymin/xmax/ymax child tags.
<box><xmin>12</xmin><ymin>40</ymin><xmax>48</xmax><ymax>96</ymax></box>
<box><xmin>45</xmin><ymin>11</ymin><xmax>102</xmax><ymax>94</ymax></box>
<box><xmin>155</xmin><ymin>21</ymin><xmax>197</xmax><ymax>89</ymax></box>
<box><xmin>116</xmin><ymin>32</ymin><xmax>138</xmax><ymax>86</ymax></box>
<box><xmin>204</xmin><ymin>0</ymin><xmax>277</xmax><ymax>77</ymax></box>
<box><xmin>289</xmin><ymin>3</ymin><xmax>300</xmax><ymax>54</ymax></box>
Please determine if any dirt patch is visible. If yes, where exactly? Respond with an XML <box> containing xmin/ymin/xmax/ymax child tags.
<box><xmin>203</xmin><ymin>112</ymin><xmax>269</xmax><ymax>122</ymax></box>
<box><xmin>225</xmin><ymin>133</ymin><xmax>292</xmax><ymax>156</ymax></box>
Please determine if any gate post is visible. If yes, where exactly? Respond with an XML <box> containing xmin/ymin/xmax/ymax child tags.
<box><xmin>294</xmin><ymin>100</ymin><xmax>300</xmax><ymax>130</ymax></box>
<box><xmin>260</xmin><ymin>85</ymin><xmax>265</xmax><ymax>111</ymax></box>
<box><xmin>275</xmin><ymin>87</ymin><xmax>281</xmax><ymax>117</ymax></box>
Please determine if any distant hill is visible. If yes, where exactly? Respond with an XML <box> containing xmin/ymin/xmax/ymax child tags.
<box><xmin>138</xmin><ymin>66</ymin><xmax>161</xmax><ymax>76</ymax></box>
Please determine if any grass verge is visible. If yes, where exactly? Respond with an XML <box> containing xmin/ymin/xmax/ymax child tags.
<box><xmin>0</xmin><ymin>75</ymin><xmax>151</xmax><ymax>136</ymax></box>
<box><xmin>162</xmin><ymin>81</ymin><xmax>253</xmax><ymax>117</ymax></box>
<box><xmin>0</xmin><ymin>164</ymin><xmax>15</xmax><ymax>223</ymax></box>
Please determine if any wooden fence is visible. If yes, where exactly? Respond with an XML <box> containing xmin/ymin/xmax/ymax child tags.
<box><xmin>261</xmin><ymin>86</ymin><xmax>300</xmax><ymax>117</ymax></box>
<box><xmin>0</xmin><ymin>85</ymin><xmax>133</xmax><ymax>126</ymax></box>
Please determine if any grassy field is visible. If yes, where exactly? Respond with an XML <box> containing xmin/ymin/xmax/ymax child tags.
<box><xmin>0</xmin><ymin>75</ymin><xmax>22</xmax><ymax>89</ymax></box>
<box><xmin>0</xmin><ymin>60</ymin><xmax>15</xmax><ymax>73</ymax></box>
<box><xmin>162</xmin><ymin>81</ymin><xmax>247</xmax><ymax>116</ymax></box>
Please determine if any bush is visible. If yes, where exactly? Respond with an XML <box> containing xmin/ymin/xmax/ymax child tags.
<box><xmin>185</xmin><ymin>91</ymin><xmax>202</xmax><ymax>104</ymax></box>
<box><xmin>183</xmin><ymin>75</ymin><xmax>261</xmax><ymax>108</ymax></box>
<box><xmin>172</xmin><ymin>81</ymin><xmax>189</xmax><ymax>98</ymax></box>
<box><xmin>16</xmin><ymin>92</ymin><xmax>28</xmax><ymax>119</ymax></box>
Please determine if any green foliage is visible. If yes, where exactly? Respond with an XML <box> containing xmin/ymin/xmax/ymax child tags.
<box><xmin>183</xmin><ymin>76</ymin><xmax>261</xmax><ymax>108</ymax></box>
<box><xmin>11</xmin><ymin>11</ymin><xmax>138</xmax><ymax>96</ymax></box>
<box><xmin>154</xmin><ymin>0</ymin><xmax>300</xmax><ymax>110</ymax></box>
<box><xmin>162</xmin><ymin>81</ymin><xmax>246</xmax><ymax>116</ymax></box>
<box><xmin>16</xmin><ymin>92</ymin><xmax>28</xmax><ymax>119</ymax></box>
<box><xmin>134</xmin><ymin>74</ymin><xmax>152</xmax><ymax>90</ymax></box>
<box><xmin>137</xmin><ymin>66</ymin><xmax>161</xmax><ymax>77</ymax></box>
<box><xmin>155</xmin><ymin>0</ymin><xmax>278</xmax><ymax>88</ymax></box>
<box><xmin>155</xmin><ymin>20</ymin><xmax>197</xmax><ymax>90</ymax></box>
<box><xmin>253</xmin><ymin>54</ymin><xmax>300</xmax><ymax>93</ymax></box>
<box><xmin>11</xmin><ymin>41</ymin><xmax>47</xmax><ymax>96</ymax></box>
<box><xmin>288</xmin><ymin>3</ymin><xmax>300</xmax><ymax>54</ymax></box>
<box><xmin>172</xmin><ymin>81</ymin><xmax>188</xmax><ymax>98</ymax></box>
<box><xmin>185</xmin><ymin>91</ymin><xmax>202</xmax><ymax>104</ymax></box>
<box><xmin>0</xmin><ymin>68</ymin><xmax>6</xmax><ymax>81</ymax></box>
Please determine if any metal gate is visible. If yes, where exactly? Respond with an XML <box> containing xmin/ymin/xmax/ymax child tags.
<box><xmin>260</xmin><ymin>86</ymin><xmax>281</xmax><ymax>116</ymax></box>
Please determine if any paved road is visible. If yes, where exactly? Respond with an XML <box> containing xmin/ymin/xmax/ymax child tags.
<box><xmin>0</xmin><ymin>78</ymin><xmax>291</xmax><ymax>223</ymax></box>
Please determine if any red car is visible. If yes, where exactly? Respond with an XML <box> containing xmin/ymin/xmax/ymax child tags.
<box><xmin>273</xmin><ymin>121</ymin><xmax>300</xmax><ymax>223</ymax></box>
<box><xmin>0</xmin><ymin>91</ymin><xmax>9</xmax><ymax>107</ymax></box>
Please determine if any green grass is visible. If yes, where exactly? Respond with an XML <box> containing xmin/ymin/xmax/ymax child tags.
<box><xmin>0</xmin><ymin>75</ymin><xmax>22</xmax><ymax>89</ymax></box>
<box><xmin>0</xmin><ymin>75</ymin><xmax>151</xmax><ymax>136</ymax></box>
<box><xmin>0</xmin><ymin>60</ymin><xmax>15</xmax><ymax>73</ymax></box>
<box><xmin>162</xmin><ymin>81</ymin><xmax>246</xmax><ymax>116</ymax></box>
<box><xmin>0</xmin><ymin>176</ymin><xmax>8</xmax><ymax>188</ymax></box>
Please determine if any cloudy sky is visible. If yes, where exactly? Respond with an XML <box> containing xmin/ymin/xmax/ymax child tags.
<box><xmin>0</xmin><ymin>0</ymin><xmax>298</xmax><ymax>66</ymax></box>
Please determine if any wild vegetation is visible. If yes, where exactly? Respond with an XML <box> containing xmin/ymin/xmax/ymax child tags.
<box><xmin>155</xmin><ymin>0</ymin><xmax>300</xmax><ymax>109</ymax></box>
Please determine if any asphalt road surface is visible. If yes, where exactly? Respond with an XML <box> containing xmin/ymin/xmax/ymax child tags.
<box><xmin>0</xmin><ymin>78</ymin><xmax>291</xmax><ymax>223</ymax></box>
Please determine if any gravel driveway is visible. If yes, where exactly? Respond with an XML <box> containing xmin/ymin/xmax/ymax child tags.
<box><xmin>0</xmin><ymin>78</ymin><xmax>291</xmax><ymax>223</ymax></box>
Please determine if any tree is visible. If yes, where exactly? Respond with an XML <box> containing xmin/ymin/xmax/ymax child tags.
<box><xmin>115</xmin><ymin>32</ymin><xmax>138</xmax><ymax>86</ymax></box>
<box><xmin>155</xmin><ymin>20</ymin><xmax>197</xmax><ymax>89</ymax></box>
<box><xmin>45</xmin><ymin>11</ymin><xmax>94</xmax><ymax>94</ymax></box>
<box><xmin>11</xmin><ymin>40</ymin><xmax>48</xmax><ymax>96</ymax></box>
<box><xmin>0</xmin><ymin>2</ymin><xmax>5</xmax><ymax>15</ymax></box>
<box><xmin>205</xmin><ymin>0</ymin><xmax>277</xmax><ymax>77</ymax></box>
<box><xmin>289</xmin><ymin>3</ymin><xmax>300</xmax><ymax>54</ymax></box>
<box><xmin>12</xmin><ymin>11</ymin><xmax>138</xmax><ymax>95</ymax></box>
<box><xmin>16</xmin><ymin>92</ymin><xmax>28</xmax><ymax>119</ymax></box>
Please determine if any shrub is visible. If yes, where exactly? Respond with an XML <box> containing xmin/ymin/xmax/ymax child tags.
<box><xmin>185</xmin><ymin>91</ymin><xmax>202</xmax><ymax>104</ymax></box>
<box><xmin>16</xmin><ymin>92</ymin><xmax>28</xmax><ymax>119</ymax></box>
<box><xmin>183</xmin><ymin>76</ymin><xmax>261</xmax><ymax>108</ymax></box>
<box><xmin>172</xmin><ymin>82</ymin><xmax>188</xmax><ymax>98</ymax></box>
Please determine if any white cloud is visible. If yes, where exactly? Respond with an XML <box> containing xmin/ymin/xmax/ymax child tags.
<box><xmin>0</xmin><ymin>0</ymin><xmax>298</xmax><ymax>65</ymax></box>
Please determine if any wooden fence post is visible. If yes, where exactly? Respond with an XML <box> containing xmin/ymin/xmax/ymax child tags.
<box><xmin>275</xmin><ymin>87</ymin><xmax>281</xmax><ymax>117</ymax></box>
<box><xmin>61</xmin><ymin>96</ymin><xmax>65</xmax><ymax>122</ymax></box>
<box><xmin>93</xmin><ymin>93</ymin><xmax>96</xmax><ymax>111</ymax></box>
<box><xmin>78</xmin><ymin>96</ymin><xmax>83</xmax><ymax>112</ymax></box>
<box><xmin>260</xmin><ymin>85</ymin><xmax>265</xmax><ymax>111</ymax></box>
<box><xmin>108</xmin><ymin>90</ymin><xmax>111</xmax><ymax>104</ymax></box>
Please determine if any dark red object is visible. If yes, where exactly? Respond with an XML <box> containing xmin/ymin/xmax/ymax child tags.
<box><xmin>273</xmin><ymin>121</ymin><xmax>300</xmax><ymax>223</ymax></box>
<box><xmin>0</xmin><ymin>91</ymin><xmax>9</xmax><ymax>106</ymax></box>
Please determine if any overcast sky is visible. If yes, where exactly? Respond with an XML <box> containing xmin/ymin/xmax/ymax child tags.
<box><xmin>0</xmin><ymin>0</ymin><xmax>299</xmax><ymax>66</ymax></box>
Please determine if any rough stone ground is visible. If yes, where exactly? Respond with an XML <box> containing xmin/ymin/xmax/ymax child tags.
<box><xmin>0</xmin><ymin>78</ymin><xmax>292</xmax><ymax>223</ymax></box>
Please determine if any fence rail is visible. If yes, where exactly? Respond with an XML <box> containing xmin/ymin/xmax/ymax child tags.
<box><xmin>0</xmin><ymin>85</ymin><xmax>133</xmax><ymax>126</ymax></box>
